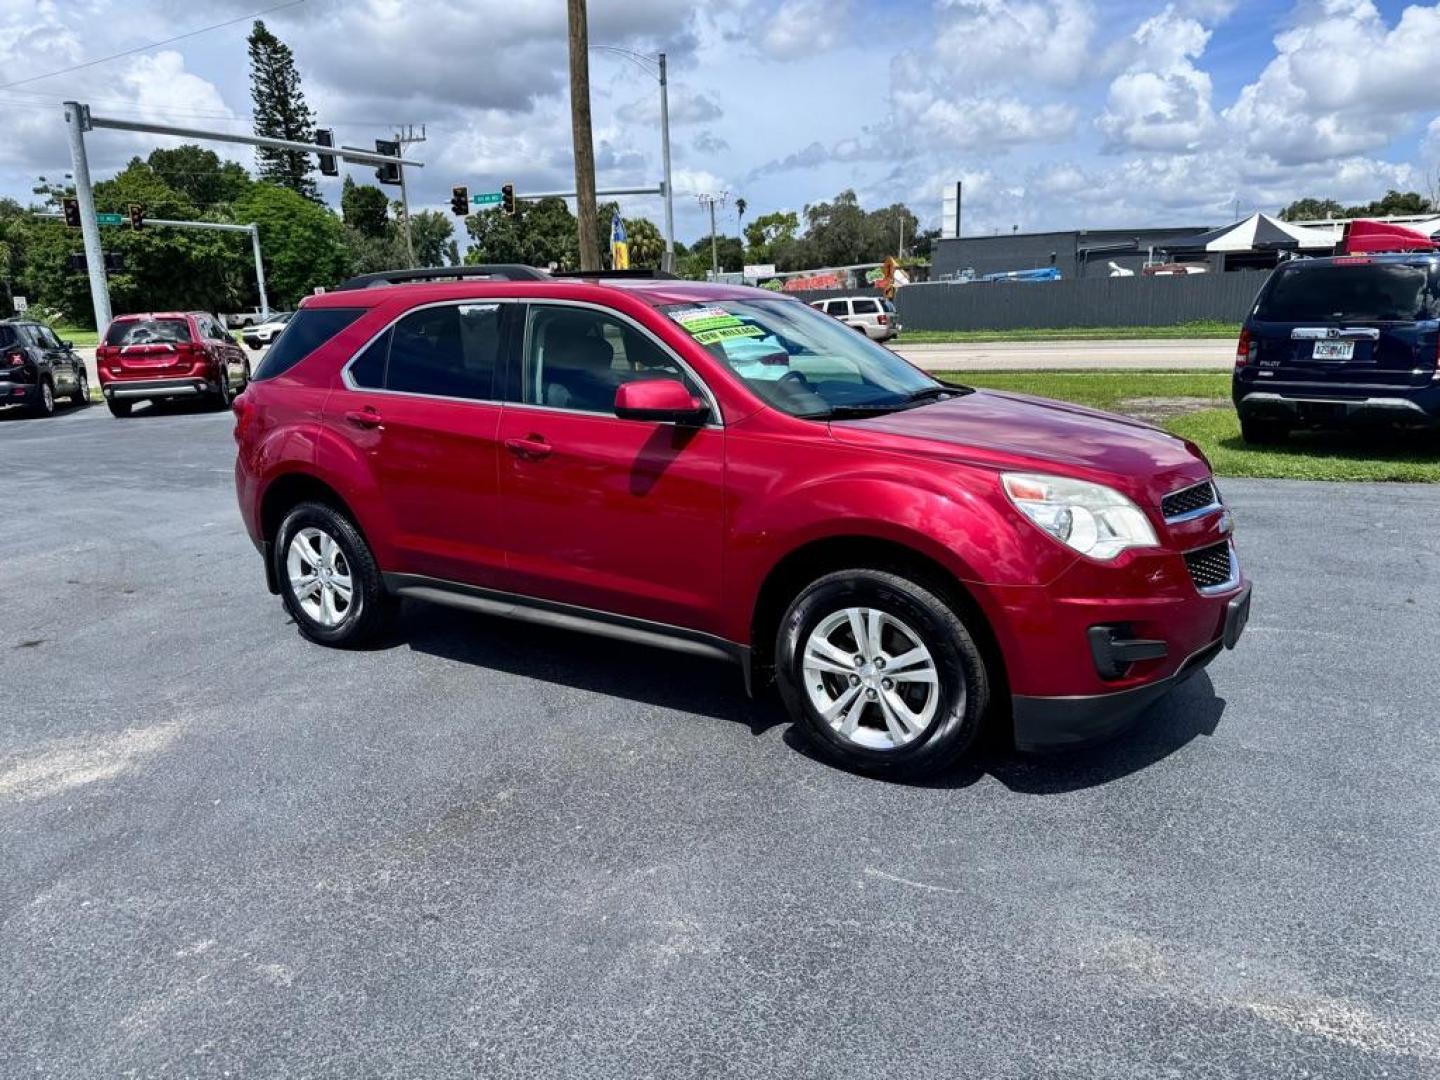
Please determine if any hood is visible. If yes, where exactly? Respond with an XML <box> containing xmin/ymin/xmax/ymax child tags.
<box><xmin>829</xmin><ymin>389</ymin><xmax>1210</xmax><ymax>504</ymax></box>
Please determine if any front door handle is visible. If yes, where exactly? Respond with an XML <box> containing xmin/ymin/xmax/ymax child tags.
<box><xmin>345</xmin><ymin>407</ymin><xmax>383</xmax><ymax>429</ymax></box>
<box><xmin>504</xmin><ymin>436</ymin><xmax>552</xmax><ymax>461</ymax></box>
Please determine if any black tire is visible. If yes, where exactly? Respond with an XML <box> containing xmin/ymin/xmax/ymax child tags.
<box><xmin>71</xmin><ymin>369</ymin><xmax>90</xmax><ymax>406</ymax></box>
<box><xmin>274</xmin><ymin>501</ymin><xmax>395</xmax><ymax>647</ymax></box>
<box><xmin>775</xmin><ymin>568</ymin><xmax>990</xmax><ymax>778</ymax></box>
<box><xmin>106</xmin><ymin>397</ymin><xmax>133</xmax><ymax>418</ymax></box>
<box><xmin>1240</xmin><ymin>416</ymin><xmax>1288</xmax><ymax>444</ymax></box>
<box><xmin>31</xmin><ymin>378</ymin><xmax>56</xmax><ymax>418</ymax></box>
<box><xmin>210</xmin><ymin>367</ymin><xmax>233</xmax><ymax>411</ymax></box>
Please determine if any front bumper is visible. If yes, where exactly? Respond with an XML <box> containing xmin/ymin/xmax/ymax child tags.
<box><xmin>1013</xmin><ymin>583</ymin><xmax>1251</xmax><ymax>751</ymax></box>
<box><xmin>101</xmin><ymin>377</ymin><xmax>213</xmax><ymax>399</ymax></box>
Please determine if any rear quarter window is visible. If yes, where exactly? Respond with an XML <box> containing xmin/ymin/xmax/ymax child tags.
<box><xmin>1257</xmin><ymin>263</ymin><xmax>1440</xmax><ymax>322</ymax></box>
<box><xmin>252</xmin><ymin>307</ymin><xmax>367</xmax><ymax>380</ymax></box>
<box><xmin>0</xmin><ymin>326</ymin><xmax>16</xmax><ymax>348</ymax></box>
<box><xmin>105</xmin><ymin>318</ymin><xmax>192</xmax><ymax>346</ymax></box>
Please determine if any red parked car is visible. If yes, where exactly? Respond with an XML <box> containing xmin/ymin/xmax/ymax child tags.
<box><xmin>97</xmin><ymin>311</ymin><xmax>250</xmax><ymax>417</ymax></box>
<box><xmin>233</xmin><ymin>267</ymin><xmax>1250</xmax><ymax>776</ymax></box>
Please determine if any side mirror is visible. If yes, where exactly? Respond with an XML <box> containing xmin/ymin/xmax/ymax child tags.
<box><xmin>614</xmin><ymin>378</ymin><xmax>710</xmax><ymax>425</ymax></box>
<box><xmin>60</xmin><ymin>340</ymin><xmax>73</xmax><ymax>349</ymax></box>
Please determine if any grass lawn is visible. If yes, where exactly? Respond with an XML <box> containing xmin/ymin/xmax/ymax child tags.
<box><xmin>942</xmin><ymin>370</ymin><xmax>1440</xmax><ymax>483</ymax></box>
<box><xmin>902</xmin><ymin>321</ymin><xmax>1239</xmax><ymax>344</ymax></box>
<box><xmin>55</xmin><ymin>326</ymin><xmax>99</xmax><ymax>347</ymax></box>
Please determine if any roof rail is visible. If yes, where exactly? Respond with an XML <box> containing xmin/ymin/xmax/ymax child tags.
<box><xmin>548</xmin><ymin>268</ymin><xmax>681</xmax><ymax>280</ymax></box>
<box><xmin>332</xmin><ymin>265</ymin><xmax>551</xmax><ymax>291</ymax></box>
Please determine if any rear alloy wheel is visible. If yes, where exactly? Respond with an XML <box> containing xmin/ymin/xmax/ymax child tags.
<box><xmin>31</xmin><ymin>379</ymin><xmax>56</xmax><ymax>418</ymax></box>
<box><xmin>275</xmin><ymin>502</ymin><xmax>394</xmax><ymax>647</ymax></box>
<box><xmin>776</xmin><ymin>568</ymin><xmax>990</xmax><ymax>777</ymax></box>
<box><xmin>1240</xmin><ymin>416</ymin><xmax>1288</xmax><ymax>445</ymax></box>
<box><xmin>211</xmin><ymin>369</ymin><xmax>233</xmax><ymax>411</ymax></box>
<box><xmin>71</xmin><ymin>370</ymin><xmax>90</xmax><ymax>406</ymax></box>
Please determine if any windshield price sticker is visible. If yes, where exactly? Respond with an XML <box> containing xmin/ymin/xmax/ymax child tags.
<box><xmin>670</xmin><ymin>306</ymin><xmax>766</xmax><ymax>345</ymax></box>
<box><xmin>693</xmin><ymin>324</ymin><xmax>766</xmax><ymax>346</ymax></box>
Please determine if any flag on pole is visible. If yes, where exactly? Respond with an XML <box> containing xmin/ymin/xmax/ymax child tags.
<box><xmin>610</xmin><ymin>211</ymin><xmax>630</xmax><ymax>270</ymax></box>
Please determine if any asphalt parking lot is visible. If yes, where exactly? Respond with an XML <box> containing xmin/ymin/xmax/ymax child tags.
<box><xmin>2</xmin><ymin>402</ymin><xmax>1439</xmax><ymax>1079</ymax></box>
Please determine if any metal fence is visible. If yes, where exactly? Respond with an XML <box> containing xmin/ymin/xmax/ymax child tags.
<box><xmin>790</xmin><ymin>272</ymin><xmax>1269</xmax><ymax>331</ymax></box>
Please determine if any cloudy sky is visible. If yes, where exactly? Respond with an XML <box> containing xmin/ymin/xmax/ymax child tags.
<box><xmin>3</xmin><ymin>0</ymin><xmax>1440</xmax><ymax>243</ymax></box>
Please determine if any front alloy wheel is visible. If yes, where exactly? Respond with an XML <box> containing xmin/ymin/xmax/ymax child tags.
<box><xmin>776</xmin><ymin>568</ymin><xmax>990</xmax><ymax>777</ymax></box>
<box><xmin>802</xmin><ymin>608</ymin><xmax>942</xmax><ymax>750</ymax></box>
<box><xmin>72</xmin><ymin>370</ymin><xmax>90</xmax><ymax>406</ymax></box>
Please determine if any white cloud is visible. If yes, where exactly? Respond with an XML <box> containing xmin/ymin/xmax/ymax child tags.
<box><xmin>1098</xmin><ymin>7</ymin><xmax>1217</xmax><ymax>153</ymax></box>
<box><xmin>1224</xmin><ymin>0</ymin><xmax>1440</xmax><ymax>165</ymax></box>
<box><xmin>617</xmin><ymin>90</ymin><xmax>722</xmax><ymax>127</ymax></box>
<box><xmin>760</xmin><ymin>0</ymin><xmax>852</xmax><ymax>60</ymax></box>
<box><xmin>931</xmin><ymin>0</ymin><xmax>1096</xmax><ymax>89</ymax></box>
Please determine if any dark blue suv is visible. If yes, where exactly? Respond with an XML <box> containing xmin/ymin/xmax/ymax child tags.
<box><xmin>1233</xmin><ymin>254</ymin><xmax>1440</xmax><ymax>442</ymax></box>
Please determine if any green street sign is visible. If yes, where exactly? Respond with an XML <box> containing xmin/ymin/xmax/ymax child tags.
<box><xmin>471</xmin><ymin>192</ymin><xmax>503</xmax><ymax>207</ymax></box>
<box><xmin>95</xmin><ymin>213</ymin><xmax>125</xmax><ymax>226</ymax></box>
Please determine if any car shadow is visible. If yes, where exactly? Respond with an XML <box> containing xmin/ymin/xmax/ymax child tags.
<box><xmin>394</xmin><ymin>601</ymin><xmax>1227</xmax><ymax>791</ymax></box>
<box><xmin>0</xmin><ymin>398</ymin><xmax>95</xmax><ymax>423</ymax></box>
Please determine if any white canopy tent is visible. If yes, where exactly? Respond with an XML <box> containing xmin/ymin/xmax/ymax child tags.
<box><xmin>1179</xmin><ymin>213</ymin><xmax>1336</xmax><ymax>252</ymax></box>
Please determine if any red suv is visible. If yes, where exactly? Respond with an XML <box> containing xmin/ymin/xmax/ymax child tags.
<box><xmin>98</xmin><ymin>312</ymin><xmax>250</xmax><ymax>417</ymax></box>
<box><xmin>234</xmin><ymin>267</ymin><xmax>1250</xmax><ymax>776</ymax></box>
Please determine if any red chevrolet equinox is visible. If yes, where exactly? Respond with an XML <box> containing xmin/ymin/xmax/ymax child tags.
<box><xmin>233</xmin><ymin>266</ymin><xmax>1250</xmax><ymax>777</ymax></box>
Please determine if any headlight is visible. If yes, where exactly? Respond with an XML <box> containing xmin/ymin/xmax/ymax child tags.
<box><xmin>1002</xmin><ymin>472</ymin><xmax>1158</xmax><ymax>561</ymax></box>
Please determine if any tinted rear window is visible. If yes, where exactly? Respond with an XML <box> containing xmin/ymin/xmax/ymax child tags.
<box><xmin>252</xmin><ymin>307</ymin><xmax>366</xmax><ymax>380</ymax></box>
<box><xmin>0</xmin><ymin>326</ymin><xmax>16</xmax><ymax>348</ymax></box>
<box><xmin>1257</xmin><ymin>263</ymin><xmax>1440</xmax><ymax>322</ymax></box>
<box><xmin>105</xmin><ymin>318</ymin><xmax>191</xmax><ymax>346</ymax></box>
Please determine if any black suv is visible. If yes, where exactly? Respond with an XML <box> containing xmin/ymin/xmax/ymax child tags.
<box><xmin>0</xmin><ymin>320</ymin><xmax>89</xmax><ymax>417</ymax></box>
<box><xmin>1233</xmin><ymin>254</ymin><xmax>1440</xmax><ymax>441</ymax></box>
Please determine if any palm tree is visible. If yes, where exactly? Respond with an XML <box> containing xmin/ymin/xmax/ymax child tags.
<box><xmin>735</xmin><ymin>197</ymin><xmax>747</xmax><ymax>235</ymax></box>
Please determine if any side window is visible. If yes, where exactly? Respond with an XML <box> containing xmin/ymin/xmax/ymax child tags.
<box><xmin>852</xmin><ymin>299</ymin><xmax>880</xmax><ymax>315</ymax></box>
<box><xmin>252</xmin><ymin>308</ymin><xmax>366</xmax><ymax>381</ymax></box>
<box><xmin>38</xmin><ymin>326</ymin><xmax>63</xmax><ymax>349</ymax></box>
<box><xmin>349</xmin><ymin>330</ymin><xmax>390</xmax><ymax>389</ymax></box>
<box><xmin>20</xmin><ymin>325</ymin><xmax>44</xmax><ymax>348</ymax></box>
<box><xmin>524</xmin><ymin>305</ymin><xmax>698</xmax><ymax>413</ymax></box>
<box><xmin>826</xmin><ymin>300</ymin><xmax>850</xmax><ymax>316</ymax></box>
<box><xmin>385</xmin><ymin>303</ymin><xmax>502</xmax><ymax>401</ymax></box>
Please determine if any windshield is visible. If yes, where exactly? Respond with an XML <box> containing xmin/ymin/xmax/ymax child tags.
<box><xmin>105</xmin><ymin>318</ymin><xmax>191</xmax><ymax>346</ymax></box>
<box><xmin>662</xmin><ymin>297</ymin><xmax>940</xmax><ymax>417</ymax></box>
<box><xmin>1257</xmin><ymin>263</ymin><xmax>1440</xmax><ymax>322</ymax></box>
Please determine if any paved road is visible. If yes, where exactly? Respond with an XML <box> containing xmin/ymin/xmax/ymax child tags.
<box><xmin>2</xmin><ymin>405</ymin><xmax>1438</xmax><ymax>1078</ymax></box>
<box><xmin>74</xmin><ymin>339</ymin><xmax>1232</xmax><ymax>385</ymax></box>
<box><xmin>896</xmin><ymin>338</ymin><xmax>1234</xmax><ymax>371</ymax></box>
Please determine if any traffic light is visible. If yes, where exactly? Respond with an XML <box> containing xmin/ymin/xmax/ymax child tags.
<box><xmin>61</xmin><ymin>197</ymin><xmax>80</xmax><ymax>228</ymax></box>
<box><xmin>374</xmin><ymin>139</ymin><xmax>401</xmax><ymax>186</ymax></box>
<box><xmin>451</xmin><ymin>186</ymin><xmax>470</xmax><ymax>216</ymax></box>
<box><xmin>315</xmin><ymin>128</ymin><xmax>338</xmax><ymax>177</ymax></box>
<box><xmin>128</xmin><ymin>203</ymin><xmax>145</xmax><ymax>231</ymax></box>
<box><xmin>501</xmin><ymin>182</ymin><xmax>515</xmax><ymax>216</ymax></box>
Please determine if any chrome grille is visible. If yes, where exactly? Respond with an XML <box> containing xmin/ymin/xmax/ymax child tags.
<box><xmin>1162</xmin><ymin>480</ymin><xmax>1218</xmax><ymax>521</ymax></box>
<box><xmin>1185</xmin><ymin>541</ymin><xmax>1234</xmax><ymax>592</ymax></box>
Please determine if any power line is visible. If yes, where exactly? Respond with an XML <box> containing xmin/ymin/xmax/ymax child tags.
<box><xmin>0</xmin><ymin>0</ymin><xmax>309</xmax><ymax>90</ymax></box>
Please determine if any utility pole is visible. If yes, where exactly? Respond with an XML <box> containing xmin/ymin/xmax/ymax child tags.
<box><xmin>393</xmin><ymin>124</ymin><xmax>426</xmax><ymax>268</ymax></box>
<box><xmin>62</xmin><ymin>102</ymin><xmax>110</xmax><ymax>331</ymax></box>
<box><xmin>697</xmin><ymin>192</ymin><xmax>726</xmax><ymax>279</ymax></box>
<box><xmin>658</xmin><ymin>52</ymin><xmax>675</xmax><ymax>273</ymax></box>
<box><xmin>567</xmin><ymin>0</ymin><xmax>601</xmax><ymax>271</ymax></box>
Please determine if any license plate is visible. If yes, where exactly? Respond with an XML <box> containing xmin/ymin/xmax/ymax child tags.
<box><xmin>1311</xmin><ymin>341</ymin><xmax>1354</xmax><ymax>360</ymax></box>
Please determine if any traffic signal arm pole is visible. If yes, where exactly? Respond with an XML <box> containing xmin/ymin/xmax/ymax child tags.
<box><xmin>86</xmin><ymin>114</ymin><xmax>423</xmax><ymax>167</ymax></box>
<box><xmin>63</xmin><ymin>102</ymin><xmax>111</xmax><ymax>331</ymax></box>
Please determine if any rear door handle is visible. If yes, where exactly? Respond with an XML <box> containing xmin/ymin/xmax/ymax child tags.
<box><xmin>504</xmin><ymin>436</ymin><xmax>552</xmax><ymax>460</ymax></box>
<box><xmin>345</xmin><ymin>408</ymin><xmax>383</xmax><ymax>429</ymax></box>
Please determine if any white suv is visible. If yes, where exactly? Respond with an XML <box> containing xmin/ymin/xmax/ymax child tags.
<box><xmin>810</xmin><ymin>296</ymin><xmax>902</xmax><ymax>342</ymax></box>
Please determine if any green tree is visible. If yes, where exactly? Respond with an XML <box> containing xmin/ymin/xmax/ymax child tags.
<box><xmin>341</xmin><ymin>176</ymin><xmax>390</xmax><ymax>237</ymax></box>
<box><xmin>147</xmin><ymin>145</ymin><xmax>252</xmax><ymax>209</ymax></box>
<box><xmin>1279</xmin><ymin>197</ymin><xmax>1347</xmax><ymax>221</ymax></box>
<box><xmin>623</xmin><ymin>217</ymin><xmax>664</xmax><ymax>267</ymax></box>
<box><xmin>1353</xmin><ymin>190</ymin><xmax>1431</xmax><ymax>216</ymax></box>
<box><xmin>464</xmin><ymin>197</ymin><xmax>578</xmax><ymax>268</ymax></box>
<box><xmin>863</xmin><ymin>203</ymin><xmax>920</xmax><ymax>261</ymax></box>
<box><xmin>248</xmin><ymin>20</ymin><xmax>317</xmax><ymax>199</ymax></box>
<box><xmin>407</xmin><ymin>209</ymin><xmax>457</xmax><ymax>267</ymax></box>
<box><xmin>743</xmin><ymin>210</ymin><xmax>799</xmax><ymax>263</ymax></box>
<box><xmin>678</xmin><ymin>234</ymin><xmax>743</xmax><ymax>279</ymax></box>
<box><xmin>802</xmin><ymin>189</ymin><xmax>867</xmax><ymax>267</ymax></box>
<box><xmin>233</xmin><ymin>182</ymin><xmax>348</xmax><ymax>305</ymax></box>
